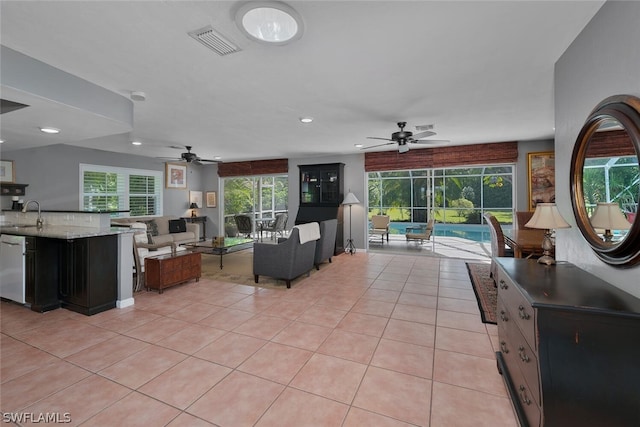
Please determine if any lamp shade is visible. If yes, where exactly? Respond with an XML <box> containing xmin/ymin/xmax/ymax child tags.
<box><xmin>525</xmin><ymin>203</ymin><xmax>571</xmax><ymax>230</ymax></box>
<box><xmin>590</xmin><ymin>203</ymin><xmax>631</xmax><ymax>230</ymax></box>
<box><xmin>342</xmin><ymin>192</ymin><xmax>360</xmax><ymax>205</ymax></box>
<box><xmin>190</xmin><ymin>203</ymin><xmax>199</xmax><ymax>209</ymax></box>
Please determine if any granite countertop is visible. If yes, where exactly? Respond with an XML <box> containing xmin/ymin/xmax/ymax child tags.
<box><xmin>0</xmin><ymin>224</ymin><xmax>133</xmax><ymax>239</ymax></box>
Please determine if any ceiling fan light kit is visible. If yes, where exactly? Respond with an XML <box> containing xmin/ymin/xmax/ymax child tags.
<box><xmin>364</xmin><ymin>121</ymin><xmax>449</xmax><ymax>153</ymax></box>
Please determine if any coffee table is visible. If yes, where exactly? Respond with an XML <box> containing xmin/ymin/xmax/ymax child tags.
<box><xmin>183</xmin><ymin>237</ymin><xmax>253</xmax><ymax>269</ymax></box>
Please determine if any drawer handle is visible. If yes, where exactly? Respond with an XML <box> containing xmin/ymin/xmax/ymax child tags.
<box><xmin>518</xmin><ymin>345</ymin><xmax>530</xmax><ymax>363</ymax></box>
<box><xmin>499</xmin><ymin>279</ymin><xmax>508</xmax><ymax>290</ymax></box>
<box><xmin>500</xmin><ymin>341</ymin><xmax>509</xmax><ymax>354</ymax></box>
<box><xmin>518</xmin><ymin>305</ymin><xmax>530</xmax><ymax>320</ymax></box>
<box><xmin>519</xmin><ymin>385</ymin><xmax>532</xmax><ymax>405</ymax></box>
<box><xmin>500</xmin><ymin>310</ymin><xmax>509</xmax><ymax>322</ymax></box>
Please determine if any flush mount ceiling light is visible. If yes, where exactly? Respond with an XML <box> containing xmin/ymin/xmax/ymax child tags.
<box><xmin>39</xmin><ymin>127</ymin><xmax>60</xmax><ymax>134</ymax></box>
<box><xmin>131</xmin><ymin>141</ymin><xmax>142</xmax><ymax>146</ymax></box>
<box><xmin>299</xmin><ymin>117</ymin><xmax>313</xmax><ymax>123</ymax></box>
<box><xmin>236</xmin><ymin>1</ymin><xmax>304</xmax><ymax>45</ymax></box>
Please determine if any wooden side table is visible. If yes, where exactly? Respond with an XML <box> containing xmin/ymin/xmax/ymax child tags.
<box><xmin>182</xmin><ymin>216</ymin><xmax>207</xmax><ymax>241</ymax></box>
<box><xmin>144</xmin><ymin>251</ymin><xmax>201</xmax><ymax>293</ymax></box>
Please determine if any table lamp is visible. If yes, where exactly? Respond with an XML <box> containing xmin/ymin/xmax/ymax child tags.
<box><xmin>342</xmin><ymin>191</ymin><xmax>360</xmax><ymax>255</ymax></box>
<box><xmin>190</xmin><ymin>202</ymin><xmax>199</xmax><ymax>218</ymax></box>
<box><xmin>525</xmin><ymin>203</ymin><xmax>571</xmax><ymax>265</ymax></box>
<box><xmin>589</xmin><ymin>202</ymin><xmax>631</xmax><ymax>243</ymax></box>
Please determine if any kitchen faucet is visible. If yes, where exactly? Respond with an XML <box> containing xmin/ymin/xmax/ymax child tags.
<box><xmin>22</xmin><ymin>200</ymin><xmax>43</xmax><ymax>229</ymax></box>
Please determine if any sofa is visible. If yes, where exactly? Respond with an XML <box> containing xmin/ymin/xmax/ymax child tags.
<box><xmin>112</xmin><ymin>215</ymin><xmax>200</xmax><ymax>245</ymax></box>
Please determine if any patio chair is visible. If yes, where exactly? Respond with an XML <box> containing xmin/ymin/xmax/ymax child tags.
<box><xmin>405</xmin><ymin>219</ymin><xmax>434</xmax><ymax>244</ymax></box>
<box><xmin>369</xmin><ymin>215</ymin><xmax>390</xmax><ymax>244</ymax></box>
<box><xmin>262</xmin><ymin>212</ymin><xmax>288</xmax><ymax>240</ymax></box>
<box><xmin>234</xmin><ymin>214</ymin><xmax>253</xmax><ymax>238</ymax></box>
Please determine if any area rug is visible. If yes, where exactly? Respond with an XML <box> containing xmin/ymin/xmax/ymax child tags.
<box><xmin>199</xmin><ymin>250</ymin><xmax>315</xmax><ymax>289</ymax></box>
<box><xmin>466</xmin><ymin>262</ymin><xmax>497</xmax><ymax>324</ymax></box>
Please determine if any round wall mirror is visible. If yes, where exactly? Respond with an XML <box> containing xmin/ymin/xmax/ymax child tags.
<box><xmin>570</xmin><ymin>95</ymin><xmax>640</xmax><ymax>266</ymax></box>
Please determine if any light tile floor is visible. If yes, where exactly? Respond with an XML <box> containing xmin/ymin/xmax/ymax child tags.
<box><xmin>0</xmin><ymin>252</ymin><xmax>517</xmax><ymax>426</ymax></box>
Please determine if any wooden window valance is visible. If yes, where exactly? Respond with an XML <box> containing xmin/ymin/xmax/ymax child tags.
<box><xmin>585</xmin><ymin>130</ymin><xmax>636</xmax><ymax>158</ymax></box>
<box><xmin>364</xmin><ymin>141</ymin><xmax>518</xmax><ymax>171</ymax></box>
<box><xmin>217</xmin><ymin>158</ymin><xmax>289</xmax><ymax>177</ymax></box>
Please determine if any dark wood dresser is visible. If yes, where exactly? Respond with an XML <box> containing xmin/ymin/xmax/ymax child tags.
<box><xmin>495</xmin><ymin>258</ymin><xmax>640</xmax><ymax>427</ymax></box>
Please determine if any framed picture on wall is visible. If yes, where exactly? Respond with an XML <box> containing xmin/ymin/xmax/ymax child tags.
<box><xmin>165</xmin><ymin>162</ymin><xmax>187</xmax><ymax>189</ymax></box>
<box><xmin>0</xmin><ymin>160</ymin><xmax>15</xmax><ymax>183</ymax></box>
<box><xmin>528</xmin><ymin>151</ymin><xmax>555</xmax><ymax>211</ymax></box>
<box><xmin>189</xmin><ymin>191</ymin><xmax>203</xmax><ymax>207</ymax></box>
<box><xmin>206</xmin><ymin>191</ymin><xmax>217</xmax><ymax>208</ymax></box>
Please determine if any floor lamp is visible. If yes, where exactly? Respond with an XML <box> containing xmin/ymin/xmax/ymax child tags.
<box><xmin>342</xmin><ymin>191</ymin><xmax>360</xmax><ymax>255</ymax></box>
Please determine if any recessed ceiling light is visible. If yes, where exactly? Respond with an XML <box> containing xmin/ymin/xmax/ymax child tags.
<box><xmin>236</xmin><ymin>2</ymin><xmax>304</xmax><ymax>45</ymax></box>
<box><xmin>131</xmin><ymin>91</ymin><xmax>146</xmax><ymax>102</ymax></box>
<box><xmin>0</xmin><ymin>139</ymin><xmax>4</xmax><ymax>144</ymax></box>
<box><xmin>300</xmin><ymin>117</ymin><xmax>313</xmax><ymax>123</ymax></box>
<box><xmin>214</xmin><ymin>156</ymin><xmax>222</xmax><ymax>160</ymax></box>
<box><xmin>39</xmin><ymin>127</ymin><xmax>60</xmax><ymax>134</ymax></box>
<box><xmin>131</xmin><ymin>141</ymin><xmax>142</xmax><ymax>146</ymax></box>
<box><xmin>354</xmin><ymin>144</ymin><xmax>363</xmax><ymax>148</ymax></box>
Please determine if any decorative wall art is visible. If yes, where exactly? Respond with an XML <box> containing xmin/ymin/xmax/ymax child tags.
<box><xmin>165</xmin><ymin>162</ymin><xmax>187</xmax><ymax>189</ymax></box>
<box><xmin>0</xmin><ymin>160</ymin><xmax>15</xmax><ymax>183</ymax></box>
<box><xmin>189</xmin><ymin>190</ymin><xmax>203</xmax><ymax>207</ymax></box>
<box><xmin>206</xmin><ymin>191</ymin><xmax>217</xmax><ymax>208</ymax></box>
<box><xmin>528</xmin><ymin>151</ymin><xmax>555</xmax><ymax>210</ymax></box>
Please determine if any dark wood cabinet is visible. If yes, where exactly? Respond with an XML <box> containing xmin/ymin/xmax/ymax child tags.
<box><xmin>299</xmin><ymin>163</ymin><xmax>344</xmax><ymax>206</ymax></box>
<box><xmin>25</xmin><ymin>237</ymin><xmax>60</xmax><ymax>313</ymax></box>
<box><xmin>495</xmin><ymin>258</ymin><xmax>640</xmax><ymax>427</ymax></box>
<box><xmin>58</xmin><ymin>235</ymin><xmax>118</xmax><ymax>315</ymax></box>
<box><xmin>296</xmin><ymin>163</ymin><xmax>345</xmax><ymax>254</ymax></box>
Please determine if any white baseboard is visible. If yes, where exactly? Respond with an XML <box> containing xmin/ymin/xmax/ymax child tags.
<box><xmin>116</xmin><ymin>297</ymin><xmax>135</xmax><ymax>309</ymax></box>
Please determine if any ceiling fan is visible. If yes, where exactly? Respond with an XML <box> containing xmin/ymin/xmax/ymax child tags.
<box><xmin>160</xmin><ymin>146</ymin><xmax>221</xmax><ymax>164</ymax></box>
<box><xmin>364</xmin><ymin>122</ymin><xmax>449</xmax><ymax>153</ymax></box>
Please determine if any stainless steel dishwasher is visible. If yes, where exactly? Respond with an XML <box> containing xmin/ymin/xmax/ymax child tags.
<box><xmin>0</xmin><ymin>234</ymin><xmax>26</xmax><ymax>304</ymax></box>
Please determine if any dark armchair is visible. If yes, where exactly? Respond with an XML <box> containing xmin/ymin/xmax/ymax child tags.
<box><xmin>314</xmin><ymin>219</ymin><xmax>337</xmax><ymax>270</ymax></box>
<box><xmin>234</xmin><ymin>214</ymin><xmax>253</xmax><ymax>238</ymax></box>
<box><xmin>253</xmin><ymin>226</ymin><xmax>317</xmax><ymax>288</ymax></box>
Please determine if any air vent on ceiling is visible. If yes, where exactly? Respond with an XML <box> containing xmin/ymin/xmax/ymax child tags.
<box><xmin>188</xmin><ymin>25</ymin><xmax>241</xmax><ymax>56</ymax></box>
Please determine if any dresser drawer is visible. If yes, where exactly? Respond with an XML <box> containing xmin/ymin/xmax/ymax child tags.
<box><xmin>496</xmin><ymin>265</ymin><xmax>536</xmax><ymax>351</ymax></box>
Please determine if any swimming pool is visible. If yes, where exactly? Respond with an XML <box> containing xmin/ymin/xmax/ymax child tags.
<box><xmin>389</xmin><ymin>222</ymin><xmax>491</xmax><ymax>243</ymax></box>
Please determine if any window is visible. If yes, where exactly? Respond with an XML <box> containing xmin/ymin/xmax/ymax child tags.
<box><xmin>80</xmin><ymin>164</ymin><xmax>162</xmax><ymax>217</ymax></box>
<box><xmin>223</xmin><ymin>174</ymin><xmax>288</xmax><ymax>229</ymax></box>
<box><xmin>368</xmin><ymin>165</ymin><xmax>514</xmax><ymax>234</ymax></box>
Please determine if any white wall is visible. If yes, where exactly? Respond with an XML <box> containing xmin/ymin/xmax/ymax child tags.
<box><xmin>555</xmin><ymin>1</ymin><xmax>640</xmax><ymax>297</ymax></box>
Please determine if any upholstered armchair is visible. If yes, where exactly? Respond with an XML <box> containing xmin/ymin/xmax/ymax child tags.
<box><xmin>130</xmin><ymin>222</ymin><xmax>181</xmax><ymax>292</ymax></box>
<box><xmin>253</xmin><ymin>224</ymin><xmax>318</xmax><ymax>288</ymax></box>
<box><xmin>314</xmin><ymin>219</ymin><xmax>338</xmax><ymax>270</ymax></box>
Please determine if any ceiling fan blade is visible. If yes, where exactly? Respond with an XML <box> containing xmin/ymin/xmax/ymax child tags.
<box><xmin>362</xmin><ymin>142</ymin><xmax>396</xmax><ymax>149</ymax></box>
<box><xmin>366</xmin><ymin>137</ymin><xmax>393</xmax><ymax>141</ymax></box>
<box><xmin>412</xmin><ymin>130</ymin><xmax>436</xmax><ymax>139</ymax></box>
<box><xmin>409</xmin><ymin>139</ymin><xmax>450</xmax><ymax>144</ymax></box>
<box><xmin>196</xmin><ymin>158</ymin><xmax>222</xmax><ymax>164</ymax></box>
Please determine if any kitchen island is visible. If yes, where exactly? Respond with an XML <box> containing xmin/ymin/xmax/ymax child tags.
<box><xmin>1</xmin><ymin>211</ymin><xmax>134</xmax><ymax>315</ymax></box>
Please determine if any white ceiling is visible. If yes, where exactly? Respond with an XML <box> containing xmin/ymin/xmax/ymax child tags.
<box><xmin>0</xmin><ymin>1</ymin><xmax>605</xmax><ymax>163</ymax></box>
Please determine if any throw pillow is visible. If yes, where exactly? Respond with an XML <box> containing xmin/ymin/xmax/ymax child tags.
<box><xmin>144</xmin><ymin>220</ymin><xmax>159</xmax><ymax>236</ymax></box>
<box><xmin>169</xmin><ymin>219</ymin><xmax>187</xmax><ymax>233</ymax></box>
